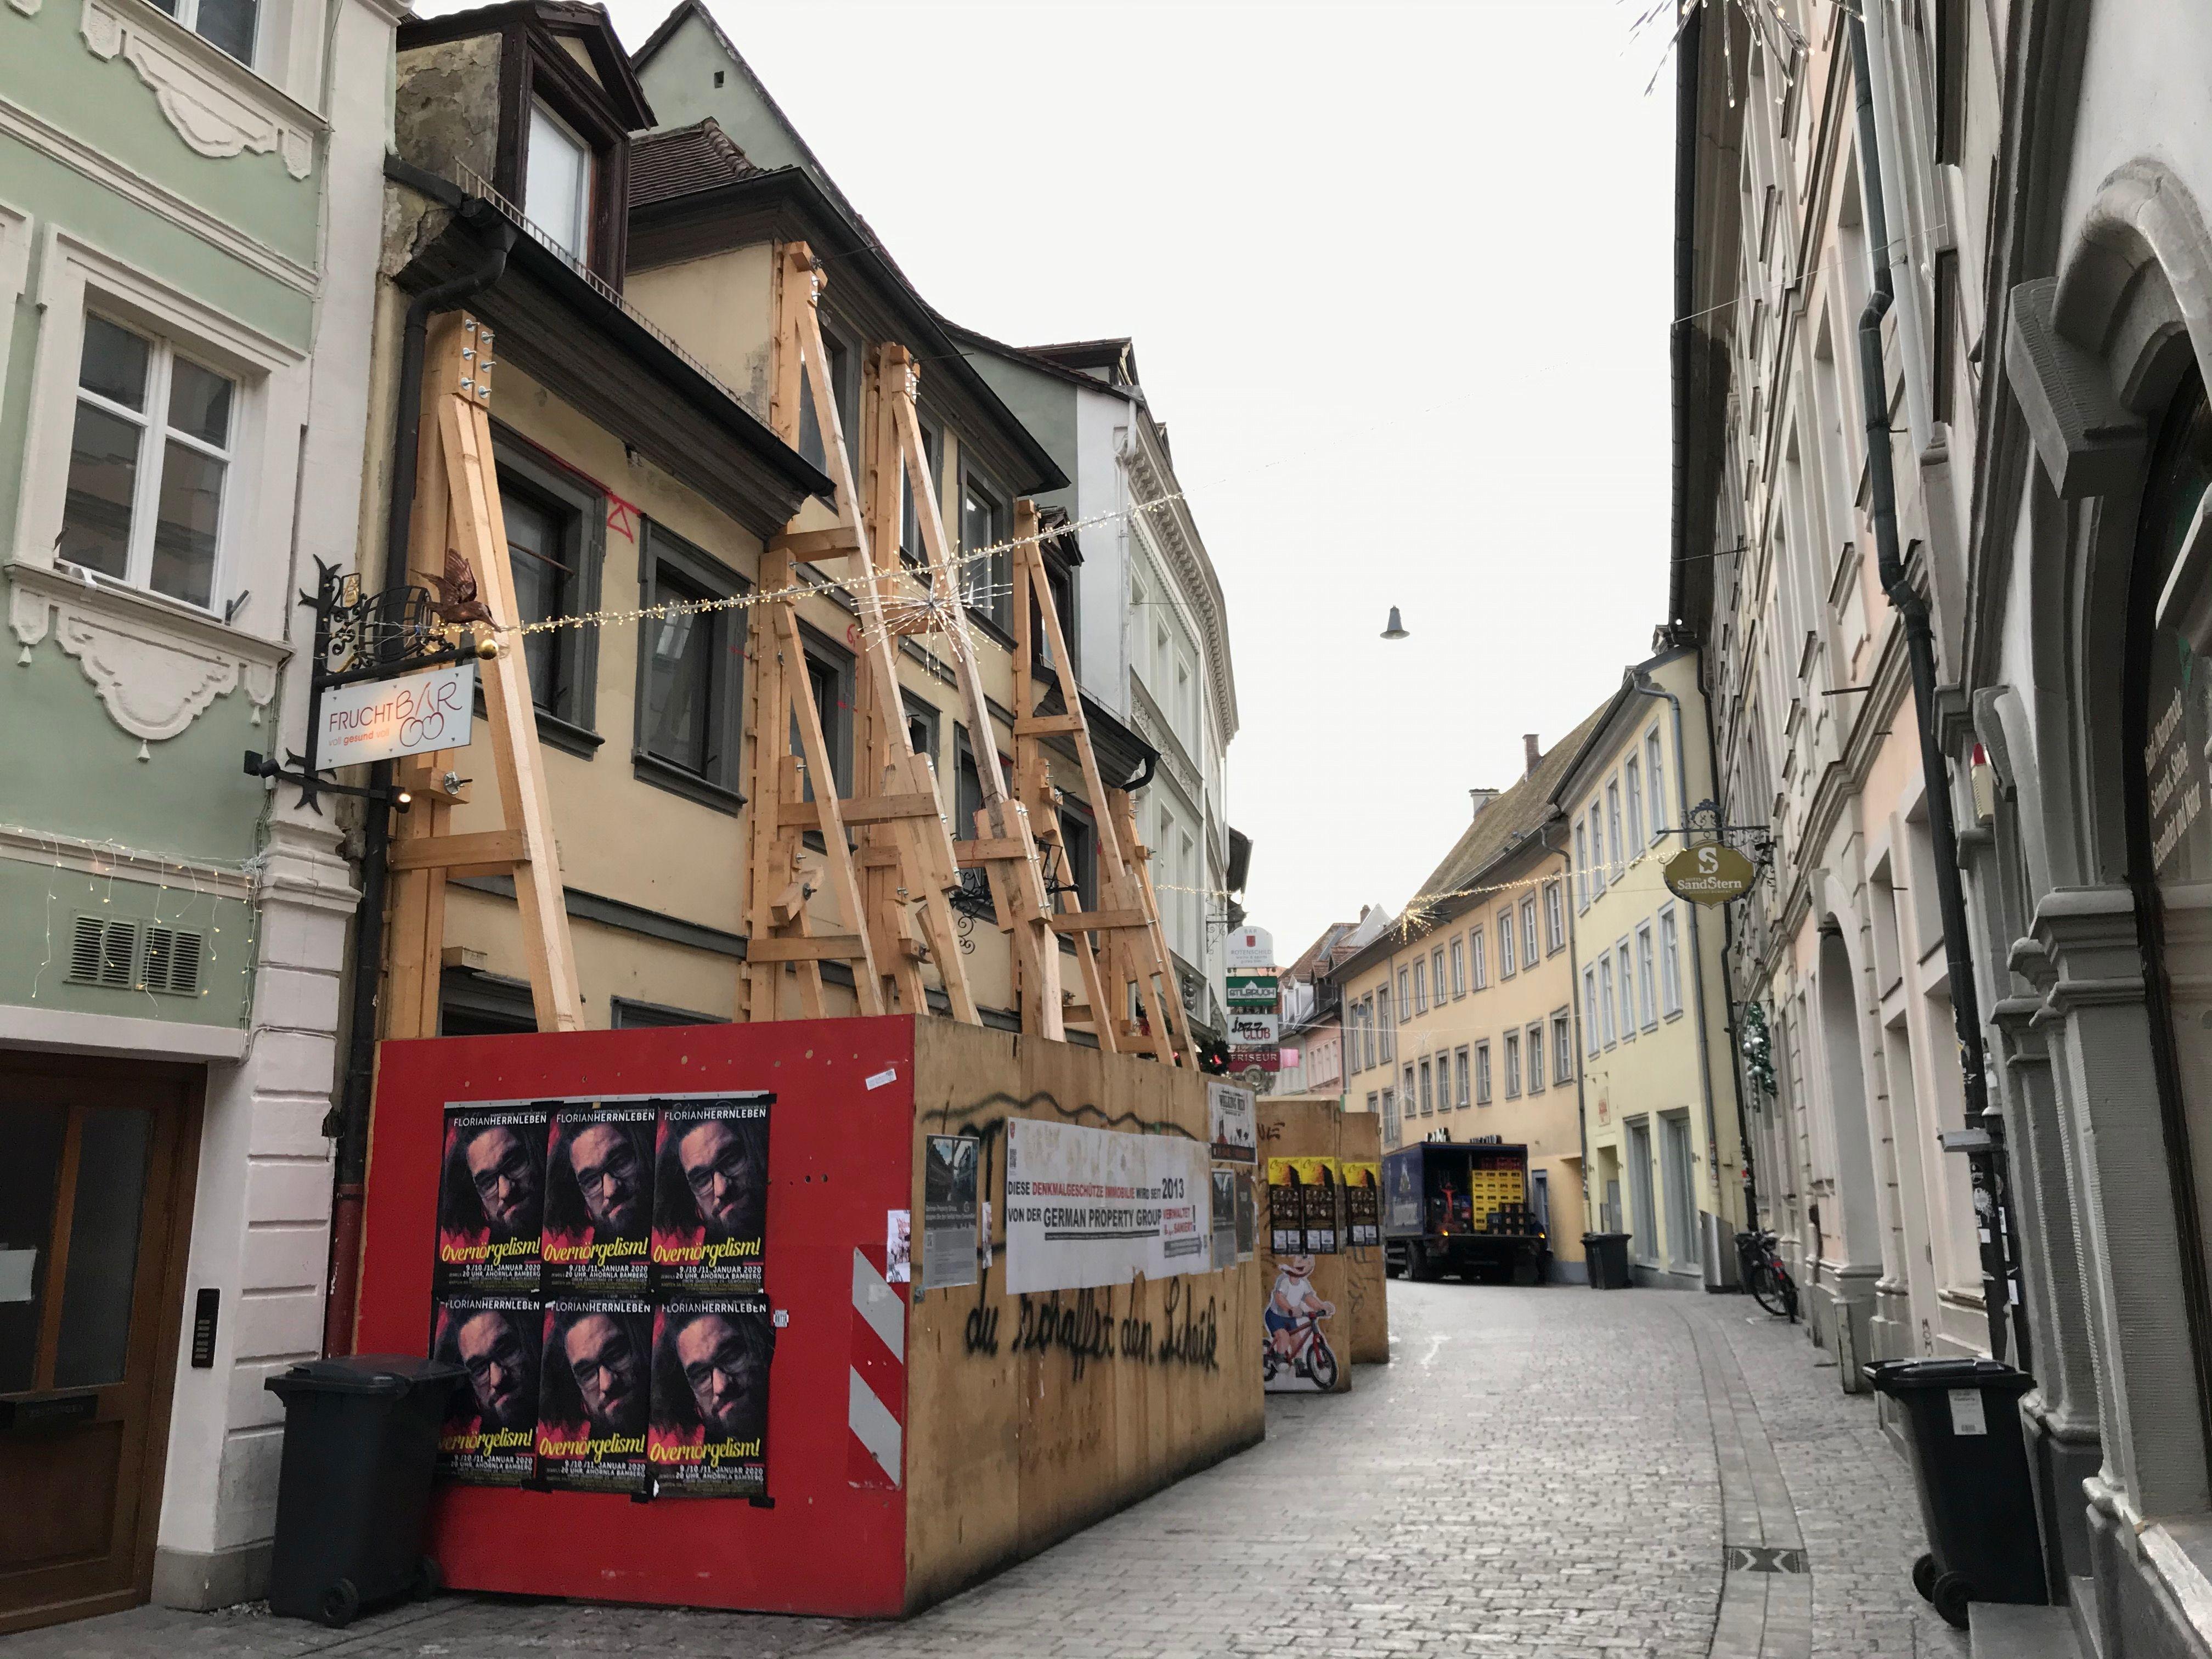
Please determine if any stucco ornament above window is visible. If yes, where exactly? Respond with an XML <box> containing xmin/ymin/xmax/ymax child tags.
<box><xmin>8</xmin><ymin>562</ymin><xmax>283</xmax><ymax>748</ymax></box>
<box><xmin>80</xmin><ymin>0</ymin><xmax>315</xmax><ymax>179</ymax></box>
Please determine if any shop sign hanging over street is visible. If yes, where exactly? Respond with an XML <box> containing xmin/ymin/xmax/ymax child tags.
<box><xmin>1226</xmin><ymin>927</ymin><xmax>1276</xmax><ymax>970</ymax></box>
<box><xmin>1663</xmin><ymin>842</ymin><xmax>1756</xmax><ymax>906</ymax></box>
<box><xmin>319</xmin><ymin>660</ymin><xmax>476</xmax><ymax>766</ymax></box>
<box><xmin>1226</xmin><ymin>973</ymin><xmax>1279</xmax><ymax>1008</ymax></box>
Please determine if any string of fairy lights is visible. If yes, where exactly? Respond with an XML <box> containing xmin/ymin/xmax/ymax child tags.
<box><xmin>15</xmin><ymin>823</ymin><xmax>265</xmax><ymax>1019</ymax></box>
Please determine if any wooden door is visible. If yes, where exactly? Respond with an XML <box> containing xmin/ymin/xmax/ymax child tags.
<box><xmin>0</xmin><ymin>1054</ymin><xmax>201</xmax><ymax>1635</ymax></box>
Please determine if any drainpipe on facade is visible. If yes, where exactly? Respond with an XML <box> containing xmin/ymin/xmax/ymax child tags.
<box><xmin>1847</xmin><ymin>17</ymin><xmax>2022</xmax><ymax>1368</ymax></box>
<box><xmin>1536</xmin><ymin>810</ymin><xmax>1595</xmax><ymax>1234</ymax></box>
<box><xmin>1629</xmin><ymin>673</ymin><xmax>1729</xmax><ymax>1242</ymax></box>
<box><xmin>323</xmin><ymin>207</ymin><xmax>514</xmax><ymax>1356</ymax></box>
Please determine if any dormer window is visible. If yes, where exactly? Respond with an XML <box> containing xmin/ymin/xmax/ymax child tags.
<box><xmin>527</xmin><ymin>100</ymin><xmax>592</xmax><ymax>262</ymax></box>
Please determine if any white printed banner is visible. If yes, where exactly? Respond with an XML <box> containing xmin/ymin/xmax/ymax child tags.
<box><xmin>320</xmin><ymin>661</ymin><xmax>476</xmax><ymax>766</ymax></box>
<box><xmin>1003</xmin><ymin>1119</ymin><xmax>1212</xmax><ymax>1294</ymax></box>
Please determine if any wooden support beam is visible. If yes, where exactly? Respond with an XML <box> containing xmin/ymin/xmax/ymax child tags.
<box><xmin>1049</xmin><ymin>910</ymin><xmax>1149</xmax><ymax>934</ymax></box>
<box><xmin>386</xmin><ymin>830</ymin><xmax>528</xmax><ymax>872</ymax></box>
<box><xmin>746</xmin><ymin>934</ymin><xmax>867</xmax><ymax>963</ymax></box>
<box><xmin>1014</xmin><ymin>713</ymin><xmax>1086</xmax><ymax>736</ymax></box>
<box><xmin>953</xmin><ymin>837</ymin><xmax>1033</xmax><ymax>866</ymax></box>
<box><xmin>776</xmin><ymin>791</ymin><xmax>944</xmax><ymax>832</ymax></box>
<box><xmin>769</xmin><ymin>526</ymin><xmax>862</xmax><ymax>561</ymax></box>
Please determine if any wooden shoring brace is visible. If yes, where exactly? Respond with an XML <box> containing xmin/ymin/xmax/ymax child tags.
<box><xmin>1006</xmin><ymin>501</ymin><xmax>1191</xmax><ymax>1068</ymax></box>
<box><xmin>385</xmin><ymin>313</ymin><xmax>583</xmax><ymax>1035</ymax></box>
<box><xmin>1108</xmin><ymin>786</ymin><xmax>1200</xmax><ymax>1066</ymax></box>
<box><xmin>748</xmin><ymin>246</ymin><xmax>979</xmax><ymax>1025</ymax></box>
<box><xmin>1007</xmin><ymin>507</ymin><xmax>1115</xmax><ymax>1051</ymax></box>
<box><xmin>881</xmin><ymin>343</ymin><xmax>1063</xmax><ymax>1040</ymax></box>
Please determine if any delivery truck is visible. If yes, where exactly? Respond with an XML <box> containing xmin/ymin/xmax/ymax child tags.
<box><xmin>1382</xmin><ymin>1141</ymin><xmax>1547</xmax><ymax>1285</ymax></box>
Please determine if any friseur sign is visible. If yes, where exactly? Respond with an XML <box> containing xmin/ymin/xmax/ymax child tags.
<box><xmin>1662</xmin><ymin>842</ymin><xmax>1756</xmax><ymax>906</ymax></box>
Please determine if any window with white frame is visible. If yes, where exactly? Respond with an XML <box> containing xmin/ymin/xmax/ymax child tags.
<box><xmin>1598</xmin><ymin>957</ymin><xmax>1617</xmax><ymax>1045</ymax></box>
<box><xmin>1589</xmin><ymin>805</ymin><xmax>1607</xmax><ymax>897</ymax></box>
<box><xmin>1470</xmin><ymin>926</ymin><xmax>1488</xmax><ymax>989</ymax></box>
<box><xmin>1626</xmin><ymin>757</ymin><xmax>1645</xmax><ymax>849</ymax></box>
<box><xmin>1575</xmin><ymin>821</ymin><xmax>1590</xmax><ymax>908</ymax></box>
<box><xmin>1637</xmin><ymin>923</ymin><xmax>1658</xmax><ymax>1030</ymax></box>
<box><xmin>1646</xmin><ymin>729</ymin><xmax>1666</xmax><ymax>839</ymax></box>
<box><xmin>1607</xmin><ymin>782</ymin><xmax>1624</xmax><ymax>877</ymax></box>
<box><xmin>1364</xmin><ymin>997</ymin><xmax>1378</xmax><ymax>1068</ymax></box>
<box><xmin>1526</xmin><ymin>1022</ymin><xmax>1545</xmax><ymax>1091</ymax></box>
<box><xmin>1583</xmin><ymin>967</ymin><xmax>1601</xmax><ymax>1054</ymax></box>
<box><xmin>1475</xmin><ymin>1041</ymin><xmax>1492</xmax><ymax>1104</ymax></box>
<box><xmin>1455</xmin><ymin>1047</ymin><xmax>1470</xmax><ymax>1108</ymax></box>
<box><xmin>1419</xmin><ymin>1058</ymin><xmax>1433</xmax><ymax>1115</ymax></box>
<box><xmin>527</xmin><ymin>100</ymin><xmax>594</xmax><ymax>263</ymax></box>
<box><xmin>1498</xmin><ymin>907</ymin><xmax>1516</xmax><ymax>977</ymax></box>
<box><xmin>1431</xmin><ymin>946</ymin><xmax>1446</xmax><ymax>1006</ymax></box>
<box><xmin>148</xmin><ymin>0</ymin><xmax>259</xmax><ymax>65</ymax></box>
<box><xmin>1504</xmin><ymin>1031</ymin><xmax>1522</xmax><ymax>1098</ymax></box>
<box><xmin>1660</xmin><ymin>904</ymin><xmax>1684</xmax><ymax>1015</ymax></box>
<box><xmin>1380</xmin><ymin>985</ymin><xmax>1396</xmax><ymax>1060</ymax></box>
<box><xmin>1450</xmin><ymin>938</ymin><xmax>1465</xmax><ymax>997</ymax></box>
<box><xmin>60</xmin><ymin>314</ymin><xmax>236</xmax><ymax>611</ymax></box>
<box><xmin>1553</xmin><ymin>1013</ymin><xmax>1574</xmax><ymax>1081</ymax></box>
<box><xmin>1402</xmin><ymin>1063</ymin><xmax>1415</xmax><ymax>1116</ymax></box>
<box><xmin>1397</xmin><ymin>968</ymin><xmax>1410</xmax><ymax>1024</ymax></box>
<box><xmin>1413</xmin><ymin>958</ymin><xmax>1427</xmax><ymax>1014</ymax></box>
<box><xmin>1521</xmin><ymin>897</ymin><xmax>1539</xmax><ymax>968</ymax></box>
<box><xmin>1616</xmin><ymin>941</ymin><xmax>1635</xmax><ymax>1040</ymax></box>
<box><xmin>1545</xmin><ymin>881</ymin><xmax>1565</xmax><ymax>953</ymax></box>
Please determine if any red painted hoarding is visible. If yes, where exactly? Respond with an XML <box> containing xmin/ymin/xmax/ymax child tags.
<box><xmin>353</xmin><ymin>1017</ymin><xmax>917</xmax><ymax>1616</ymax></box>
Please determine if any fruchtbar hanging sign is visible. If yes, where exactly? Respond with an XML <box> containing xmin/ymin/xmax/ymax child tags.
<box><xmin>1663</xmin><ymin>842</ymin><xmax>1756</xmax><ymax>906</ymax></box>
<box><xmin>651</xmin><ymin>1096</ymin><xmax>772</xmax><ymax>1293</ymax></box>
<box><xmin>649</xmin><ymin>1295</ymin><xmax>774</xmax><ymax>1497</ymax></box>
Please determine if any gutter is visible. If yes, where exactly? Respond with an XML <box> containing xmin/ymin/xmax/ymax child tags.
<box><xmin>1535</xmin><ymin>809</ymin><xmax>1594</xmax><ymax>1232</ymax></box>
<box><xmin>1848</xmin><ymin>16</ymin><xmax>2023</xmax><ymax>1367</ymax></box>
<box><xmin>1667</xmin><ymin>6</ymin><xmax>1702</xmax><ymax>625</ymax></box>
<box><xmin>323</xmin><ymin>202</ymin><xmax>516</xmax><ymax>1358</ymax></box>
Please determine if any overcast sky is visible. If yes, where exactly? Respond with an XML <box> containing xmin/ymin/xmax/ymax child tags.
<box><xmin>429</xmin><ymin>0</ymin><xmax>1681</xmax><ymax>963</ymax></box>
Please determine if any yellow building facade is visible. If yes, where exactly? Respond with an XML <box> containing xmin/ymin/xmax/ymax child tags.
<box><xmin>1332</xmin><ymin>716</ymin><xmax>1602</xmax><ymax>1278</ymax></box>
<box><xmin>1558</xmin><ymin>644</ymin><xmax>1748</xmax><ymax>1288</ymax></box>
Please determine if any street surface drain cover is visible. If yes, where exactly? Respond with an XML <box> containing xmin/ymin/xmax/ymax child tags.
<box><xmin>1725</xmin><ymin>1545</ymin><xmax>1808</xmax><ymax>1574</ymax></box>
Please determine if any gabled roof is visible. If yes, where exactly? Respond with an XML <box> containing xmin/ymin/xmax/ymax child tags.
<box><xmin>630</xmin><ymin>117</ymin><xmax>755</xmax><ymax>206</ymax></box>
<box><xmin>1325</xmin><ymin>699</ymin><xmax>1611</xmax><ymax>985</ymax></box>
<box><xmin>947</xmin><ymin>321</ymin><xmax>1139</xmax><ymax>405</ymax></box>
<box><xmin>1026</xmin><ymin>338</ymin><xmax>1142</xmax><ymax>392</ymax></box>
<box><xmin>399</xmin><ymin>1</ymin><xmax>653</xmax><ymax>130</ymax></box>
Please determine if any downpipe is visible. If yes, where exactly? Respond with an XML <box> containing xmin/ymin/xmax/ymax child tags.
<box><xmin>322</xmin><ymin>210</ymin><xmax>513</xmax><ymax>1356</ymax></box>
<box><xmin>1847</xmin><ymin>16</ymin><xmax>2024</xmax><ymax>1368</ymax></box>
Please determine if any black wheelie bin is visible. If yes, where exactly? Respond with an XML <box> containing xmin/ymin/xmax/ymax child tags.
<box><xmin>264</xmin><ymin>1353</ymin><xmax>466</xmax><ymax>1626</ymax></box>
<box><xmin>1866</xmin><ymin>1357</ymin><xmax>2047</xmax><ymax>1628</ymax></box>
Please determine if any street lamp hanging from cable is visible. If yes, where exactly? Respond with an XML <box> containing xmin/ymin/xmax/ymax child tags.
<box><xmin>1381</xmin><ymin>606</ymin><xmax>1408</xmax><ymax>640</ymax></box>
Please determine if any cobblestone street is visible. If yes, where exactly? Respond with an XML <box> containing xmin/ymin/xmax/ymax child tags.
<box><xmin>9</xmin><ymin>1284</ymin><xmax>1966</xmax><ymax>1659</ymax></box>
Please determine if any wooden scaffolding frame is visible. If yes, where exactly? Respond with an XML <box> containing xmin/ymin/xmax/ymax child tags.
<box><xmin>745</xmin><ymin>244</ymin><xmax>1065</xmax><ymax>1034</ymax></box>
<box><xmin>1008</xmin><ymin>505</ymin><xmax>1197</xmax><ymax>1068</ymax></box>
<box><xmin>384</xmin><ymin>313</ymin><xmax>583</xmax><ymax>1038</ymax></box>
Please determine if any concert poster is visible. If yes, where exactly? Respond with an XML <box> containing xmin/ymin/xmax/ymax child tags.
<box><xmin>544</xmin><ymin>1103</ymin><xmax>656</xmax><ymax>1296</ymax></box>
<box><xmin>651</xmin><ymin>1094</ymin><xmax>772</xmax><ymax>1294</ymax></box>
<box><xmin>537</xmin><ymin>1297</ymin><xmax>654</xmax><ymax>1493</ymax></box>
<box><xmin>648</xmin><ymin>1296</ymin><xmax>774</xmax><ymax>1497</ymax></box>
<box><xmin>1342</xmin><ymin>1160</ymin><xmax>1383</xmax><ymax>1248</ymax></box>
<box><xmin>434</xmin><ymin>1105</ymin><xmax>548</xmax><ymax>1291</ymax></box>
<box><xmin>431</xmin><ymin>1292</ymin><xmax>541</xmax><ymax>1484</ymax></box>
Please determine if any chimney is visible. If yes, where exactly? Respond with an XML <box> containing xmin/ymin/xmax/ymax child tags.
<box><xmin>1469</xmin><ymin>788</ymin><xmax>1500</xmax><ymax>820</ymax></box>
<box><xmin>1524</xmin><ymin>733</ymin><xmax>1542</xmax><ymax>775</ymax></box>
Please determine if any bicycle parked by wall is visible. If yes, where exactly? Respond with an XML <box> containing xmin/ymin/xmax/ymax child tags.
<box><xmin>1736</xmin><ymin>1228</ymin><xmax>1798</xmax><ymax>1321</ymax></box>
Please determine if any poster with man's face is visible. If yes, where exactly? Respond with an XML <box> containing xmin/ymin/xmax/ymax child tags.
<box><xmin>433</xmin><ymin>1293</ymin><xmax>540</xmax><ymax>1483</ymax></box>
<box><xmin>648</xmin><ymin>1296</ymin><xmax>773</xmax><ymax>1496</ymax></box>
<box><xmin>651</xmin><ymin>1096</ymin><xmax>771</xmax><ymax>1294</ymax></box>
<box><xmin>537</xmin><ymin>1298</ymin><xmax>653</xmax><ymax>1492</ymax></box>
<box><xmin>544</xmin><ymin>1104</ymin><xmax>656</xmax><ymax>1295</ymax></box>
<box><xmin>435</xmin><ymin>1106</ymin><xmax>548</xmax><ymax>1290</ymax></box>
